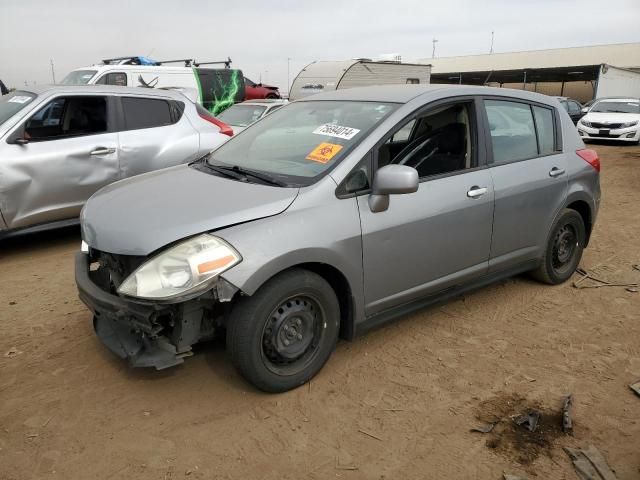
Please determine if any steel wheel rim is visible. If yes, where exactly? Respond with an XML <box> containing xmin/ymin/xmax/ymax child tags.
<box><xmin>260</xmin><ymin>294</ymin><xmax>325</xmax><ymax>376</ymax></box>
<box><xmin>552</xmin><ymin>224</ymin><xmax>578</xmax><ymax>272</ymax></box>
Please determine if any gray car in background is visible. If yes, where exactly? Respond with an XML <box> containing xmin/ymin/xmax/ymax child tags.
<box><xmin>76</xmin><ymin>85</ymin><xmax>601</xmax><ymax>392</ymax></box>
<box><xmin>0</xmin><ymin>85</ymin><xmax>231</xmax><ymax>238</ymax></box>
<box><xmin>216</xmin><ymin>99</ymin><xmax>288</xmax><ymax>134</ymax></box>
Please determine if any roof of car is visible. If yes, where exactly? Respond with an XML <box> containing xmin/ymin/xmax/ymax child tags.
<box><xmin>297</xmin><ymin>84</ymin><xmax>563</xmax><ymax>105</ymax></box>
<box><xmin>17</xmin><ymin>84</ymin><xmax>188</xmax><ymax>100</ymax></box>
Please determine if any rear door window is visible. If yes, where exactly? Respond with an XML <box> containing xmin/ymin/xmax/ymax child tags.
<box><xmin>25</xmin><ymin>96</ymin><xmax>108</xmax><ymax>141</ymax></box>
<box><xmin>121</xmin><ymin>97</ymin><xmax>174</xmax><ymax>130</ymax></box>
<box><xmin>485</xmin><ymin>100</ymin><xmax>538</xmax><ymax>164</ymax></box>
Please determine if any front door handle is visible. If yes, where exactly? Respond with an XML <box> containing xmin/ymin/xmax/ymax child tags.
<box><xmin>90</xmin><ymin>147</ymin><xmax>116</xmax><ymax>156</ymax></box>
<box><xmin>467</xmin><ymin>186</ymin><xmax>488</xmax><ymax>199</ymax></box>
<box><xmin>549</xmin><ymin>167</ymin><xmax>566</xmax><ymax>177</ymax></box>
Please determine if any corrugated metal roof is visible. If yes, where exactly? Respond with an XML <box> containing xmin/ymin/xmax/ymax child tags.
<box><xmin>420</xmin><ymin>43</ymin><xmax>640</xmax><ymax>73</ymax></box>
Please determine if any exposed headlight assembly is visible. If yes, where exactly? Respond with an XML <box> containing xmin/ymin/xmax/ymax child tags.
<box><xmin>118</xmin><ymin>234</ymin><xmax>241</xmax><ymax>301</ymax></box>
<box><xmin>620</xmin><ymin>120</ymin><xmax>638</xmax><ymax>128</ymax></box>
<box><xmin>580</xmin><ymin>119</ymin><xmax>592</xmax><ymax>128</ymax></box>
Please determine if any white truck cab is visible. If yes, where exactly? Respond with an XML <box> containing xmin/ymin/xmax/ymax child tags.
<box><xmin>61</xmin><ymin>56</ymin><xmax>245</xmax><ymax>115</ymax></box>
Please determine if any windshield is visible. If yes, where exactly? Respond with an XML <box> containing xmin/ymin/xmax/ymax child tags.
<box><xmin>0</xmin><ymin>90</ymin><xmax>37</xmax><ymax>127</ymax></box>
<box><xmin>60</xmin><ymin>70</ymin><xmax>97</xmax><ymax>85</ymax></box>
<box><xmin>591</xmin><ymin>100</ymin><xmax>640</xmax><ymax>114</ymax></box>
<box><xmin>207</xmin><ymin>100</ymin><xmax>398</xmax><ymax>185</ymax></box>
<box><xmin>217</xmin><ymin>104</ymin><xmax>268</xmax><ymax>127</ymax></box>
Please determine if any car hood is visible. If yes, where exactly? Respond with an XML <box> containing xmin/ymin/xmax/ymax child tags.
<box><xmin>583</xmin><ymin>112</ymin><xmax>640</xmax><ymax>123</ymax></box>
<box><xmin>81</xmin><ymin>164</ymin><xmax>299</xmax><ymax>256</ymax></box>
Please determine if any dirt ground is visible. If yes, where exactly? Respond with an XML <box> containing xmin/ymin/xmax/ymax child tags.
<box><xmin>1</xmin><ymin>144</ymin><xmax>639</xmax><ymax>480</ymax></box>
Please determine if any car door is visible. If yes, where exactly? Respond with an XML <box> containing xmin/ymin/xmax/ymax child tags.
<box><xmin>116</xmin><ymin>95</ymin><xmax>200</xmax><ymax>178</ymax></box>
<box><xmin>483</xmin><ymin>98</ymin><xmax>568</xmax><ymax>272</ymax></box>
<box><xmin>0</xmin><ymin>94</ymin><xmax>119</xmax><ymax>230</ymax></box>
<box><xmin>357</xmin><ymin>98</ymin><xmax>495</xmax><ymax>316</ymax></box>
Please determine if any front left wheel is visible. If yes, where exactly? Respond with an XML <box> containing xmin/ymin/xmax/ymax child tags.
<box><xmin>226</xmin><ymin>269</ymin><xmax>340</xmax><ymax>392</ymax></box>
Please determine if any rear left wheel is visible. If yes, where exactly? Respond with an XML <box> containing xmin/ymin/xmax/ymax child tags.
<box><xmin>531</xmin><ymin>208</ymin><xmax>585</xmax><ymax>285</ymax></box>
<box><xmin>226</xmin><ymin>269</ymin><xmax>339</xmax><ymax>392</ymax></box>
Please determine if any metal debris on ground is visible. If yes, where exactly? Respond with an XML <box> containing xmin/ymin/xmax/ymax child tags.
<box><xmin>630</xmin><ymin>382</ymin><xmax>640</xmax><ymax>397</ymax></box>
<box><xmin>573</xmin><ymin>267</ymin><xmax>639</xmax><ymax>290</ymax></box>
<box><xmin>470</xmin><ymin>422</ymin><xmax>497</xmax><ymax>433</ymax></box>
<box><xmin>562</xmin><ymin>394</ymin><xmax>573</xmax><ymax>433</ymax></box>
<box><xmin>4</xmin><ymin>347</ymin><xmax>21</xmax><ymax>358</ymax></box>
<box><xmin>514</xmin><ymin>410</ymin><xmax>541</xmax><ymax>432</ymax></box>
<box><xmin>564</xmin><ymin>445</ymin><xmax>619</xmax><ymax>480</ymax></box>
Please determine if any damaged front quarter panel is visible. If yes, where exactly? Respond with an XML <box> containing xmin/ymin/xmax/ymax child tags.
<box><xmin>215</xmin><ymin>276</ymin><xmax>240</xmax><ymax>302</ymax></box>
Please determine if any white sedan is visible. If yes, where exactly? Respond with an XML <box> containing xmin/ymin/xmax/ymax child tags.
<box><xmin>578</xmin><ymin>98</ymin><xmax>640</xmax><ymax>144</ymax></box>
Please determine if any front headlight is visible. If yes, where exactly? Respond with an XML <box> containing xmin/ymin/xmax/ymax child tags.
<box><xmin>118</xmin><ymin>234</ymin><xmax>241</xmax><ymax>301</ymax></box>
<box><xmin>620</xmin><ymin>120</ymin><xmax>638</xmax><ymax>128</ymax></box>
<box><xmin>580</xmin><ymin>119</ymin><xmax>592</xmax><ymax>128</ymax></box>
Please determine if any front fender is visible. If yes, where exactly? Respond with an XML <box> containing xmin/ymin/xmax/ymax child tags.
<box><xmin>215</xmin><ymin>189</ymin><xmax>365</xmax><ymax>325</ymax></box>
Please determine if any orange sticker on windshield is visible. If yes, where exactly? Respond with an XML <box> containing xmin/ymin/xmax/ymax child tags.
<box><xmin>306</xmin><ymin>143</ymin><xmax>343</xmax><ymax>164</ymax></box>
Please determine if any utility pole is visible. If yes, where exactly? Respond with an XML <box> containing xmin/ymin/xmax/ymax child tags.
<box><xmin>50</xmin><ymin>58</ymin><xmax>56</xmax><ymax>84</ymax></box>
<box><xmin>287</xmin><ymin>57</ymin><xmax>291</xmax><ymax>97</ymax></box>
<box><xmin>490</xmin><ymin>31</ymin><xmax>495</xmax><ymax>54</ymax></box>
<box><xmin>432</xmin><ymin>38</ymin><xmax>438</xmax><ymax>58</ymax></box>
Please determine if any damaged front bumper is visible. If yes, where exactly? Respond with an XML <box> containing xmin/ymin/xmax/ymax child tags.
<box><xmin>75</xmin><ymin>252</ymin><xmax>232</xmax><ymax>369</ymax></box>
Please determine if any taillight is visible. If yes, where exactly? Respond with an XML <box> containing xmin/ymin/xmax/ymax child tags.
<box><xmin>198</xmin><ymin>111</ymin><xmax>234</xmax><ymax>137</ymax></box>
<box><xmin>576</xmin><ymin>149</ymin><xmax>600</xmax><ymax>173</ymax></box>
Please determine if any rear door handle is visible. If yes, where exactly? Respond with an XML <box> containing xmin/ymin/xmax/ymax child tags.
<box><xmin>467</xmin><ymin>186</ymin><xmax>488</xmax><ymax>199</ymax></box>
<box><xmin>549</xmin><ymin>167</ymin><xmax>565</xmax><ymax>177</ymax></box>
<box><xmin>90</xmin><ymin>147</ymin><xmax>116</xmax><ymax>156</ymax></box>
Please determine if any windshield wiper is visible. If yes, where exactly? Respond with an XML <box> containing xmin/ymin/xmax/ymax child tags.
<box><xmin>208</xmin><ymin>163</ymin><xmax>287</xmax><ymax>187</ymax></box>
<box><xmin>199</xmin><ymin>163</ymin><xmax>247</xmax><ymax>182</ymax></box>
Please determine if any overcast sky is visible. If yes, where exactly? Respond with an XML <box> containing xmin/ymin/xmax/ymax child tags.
<box><xmin>1</xmin><ymin>0</ymin><xmax>639</xmax><ymax>90</ymax></box>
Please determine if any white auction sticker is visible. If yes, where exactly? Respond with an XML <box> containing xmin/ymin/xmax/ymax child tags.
<box><xmin>313</xmin><ymin>124</ymin><xmax>360</xmax><ymax>140</ymax></box>
<box><xmin>8</xmin><ymin>96</ymin><xmax>32</xmax><ymax>104</ymax></box>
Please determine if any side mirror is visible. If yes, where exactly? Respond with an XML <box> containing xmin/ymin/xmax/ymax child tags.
<box><xmin>7</xmin><ymin>129</ymin><xmax>29</xmax><ymax>145</ymax></box>
<box><xmin>581</xmin><ymin>107</ymin><xmax>588</xmax><ymax>114</ymax></box>
<box><xmin>368</xmin><ymin>164</ymin><xmax>419</xmax><ymax>213</ymax></box>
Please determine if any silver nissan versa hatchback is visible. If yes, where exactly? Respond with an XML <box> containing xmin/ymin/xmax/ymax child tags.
<box><xmin>76</xmin><ymin>85</ymin><xmax>601</xmax><ymax>392</ymax></box>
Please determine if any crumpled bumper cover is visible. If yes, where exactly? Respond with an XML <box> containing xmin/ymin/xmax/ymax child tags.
<box><xmin>75</xmin><ymin>252</ymin><xmax>185</xmax><ymax>370</ymax></box>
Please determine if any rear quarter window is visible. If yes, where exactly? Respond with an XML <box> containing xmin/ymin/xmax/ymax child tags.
<box><xmin>532</xmin><ymin>106</ymin><xmax>556</xmax><ymax>155</ymax></box>
<box><xmin>121</xmin><ymin>97</ymin><xmax>174</xmax><ymax>130</ymax></box>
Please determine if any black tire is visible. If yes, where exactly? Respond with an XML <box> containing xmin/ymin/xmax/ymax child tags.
<box><xmin>226</xmin><ymin>269</ymin><xmax>339</xmax><ymax>392</ymax></box>
<box><xmin>532</xmin><ymin>209</ymin><xmax>585</xmax><ymax>285</ymax></box>
<box><xmin>265</xmin><ymin>93</ymin><xmax>279</xmax><ymax>99</ymax></box>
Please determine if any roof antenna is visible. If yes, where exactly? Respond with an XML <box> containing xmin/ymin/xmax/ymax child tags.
<box><xmin>490</xmin><ymin>31</ymin><xmax>495</xmax><ymax>54</ymax></box>
<box><xmin>432</xmin><ymin>38</ymin><xmax>438</xmax><ymax>59</ymax></box>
